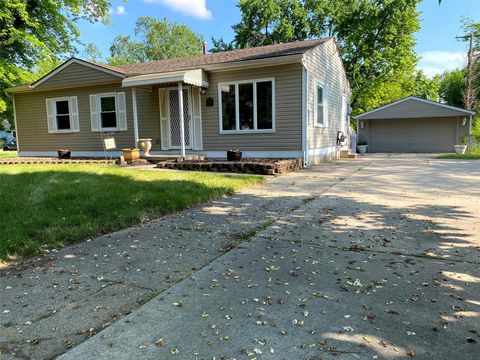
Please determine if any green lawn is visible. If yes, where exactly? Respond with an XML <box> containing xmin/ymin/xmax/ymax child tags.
<box><xmin>435</xmin><ymin>147</ymin><xmax>480</xmax><ymax>160</ymax></box>
<box><xmin>0</xmin><ymin>164</ymin><xmax>262</xmax><ymax>260</ymax></box>
<box><xmin>0</xmin><ymin>150</ymin><xmax>17</xmax><ymax>158</ymax></box>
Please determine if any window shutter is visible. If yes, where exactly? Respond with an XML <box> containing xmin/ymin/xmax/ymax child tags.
<box><xmin>159</xmin><ymin>89</ymin><xmax>169</xmax><ymax>150</ymax></box>
<box><xmin>69</xmin><ymin>96</ymin><xmax>80</xmax><ymax>132</ymax></box>
<box><xmin>116</xmin><ymin>92</ymin><xmax>127</xmax><ymax>131</ymax></box>
<box><xmin>46</xmin><ymin>99</ymin><xmax>55</xmax><ymax>133</ymax></box>
<box><xmin>192</xmin><ymin>88</ymin><xmax>203</xmax><ymax>150</ymax></box>
<box><xmin>90</xmin><ymin>94</ymin><xmax>99</xmax><ymax>132</ymax></box>
<box><xmin>324</xmin><ymin>84</ymin><xmax>329</xmax><ymax>127</ymax></box>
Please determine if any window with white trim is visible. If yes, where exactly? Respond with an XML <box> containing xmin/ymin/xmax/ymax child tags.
<box><xmin>46</xmin><ymin>96</ymin><xmax>79</xmax><ymax>133</ymax></box>
<box><xmin>89</xmin><ymin>92</ymin><xmax>127</xmax><ymax>132</ymax></box>
<box><xmin>54</xmin><ymin>98</ymin><xmax>71</xmax><ymax>130</ymax></box>
<box><xmin>219</xmin><ymin>78</ymin><xmax>274</xmax><ymax>133</ymax></box>
<box><xmin>315</xmin><ymin>82</ymin><xmax>327</xmax><ymax>127</ymax></box>
<box><xmin>99</xmin><ymin>95</ymin><xmax>117</xmax><ymax>129</ymax></box>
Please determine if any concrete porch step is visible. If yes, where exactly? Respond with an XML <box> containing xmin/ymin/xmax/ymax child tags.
<box><xmin>339</xmin><ymin>149</ymin><xmax>357</xmax><ymax>159</ymax></box>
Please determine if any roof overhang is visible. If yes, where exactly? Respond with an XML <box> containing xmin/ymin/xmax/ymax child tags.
<box><xmin>354</xmin><ymin>96</ymin><xmax>475</xmax><ymax>120</ymax></box>
<box><xmin>122</xmin><ymin>69</ymin><xmax>209</xmax><ymax>88</ymax></box>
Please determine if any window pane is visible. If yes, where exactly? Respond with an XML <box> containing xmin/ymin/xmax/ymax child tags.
<box><xmin>256</xmin><ymin>81</ymin><xmax>272</xmax><ymax>129</ymax></box>
<box><xmin>221</xmin><ymin>84</ymin><xmax>236</xmax><ymax>130</ymax></box>
<box><xmin>101</xmin><ymin>112</ymin><xmax>117</xmax><ymax>128</ymax></box>
<box><xmin>56</xmin><ymin>100</ymin><xmax>69</xmax><ymax>115</ymax></box>
<box><xmin>317</xmin><ymin>105</ymin><xmax>324</xmax><ymax>125</ymax></box>
<box><xmin>101</xmin><ymin>96</ymin><xmax>116</xmax><ymax>112</ymax></box>
<box><xmin>238</xmin><ymin>83</ymin><xmax>253</xmax><ymax>130</ymax></box>
<box><xmin>317</xmin><ymin>86</ymin><xmax>323</xmax><ymax>106</ymax></box>
<box><xmin>56</xmin><ymin>115</ymin><xmax>70</xmax><ymax>130</ymax></box>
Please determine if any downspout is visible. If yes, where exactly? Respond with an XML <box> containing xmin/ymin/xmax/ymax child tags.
<box><xmin>12</xmin><ymin>93</ymin><xmax>19</xmax><ymax>154</ymax></box>
<box><xmin>301</xmin><ymin>56</ymin><xmax>308</xmax><ymax>166</ymax></box>
<box><xmin>131</xmin><ymin>87</ymin><xmax>139</xmax><ymax>146</ymax></box>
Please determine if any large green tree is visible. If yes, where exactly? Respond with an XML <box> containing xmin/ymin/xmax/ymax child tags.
<box><xmin>231</xmin><ymin>0</ymin><xmax>422</xmax><ymax>114</ymax></box>
<box><xmin>108</xmin><ymin>17</ymin><xmax>204</xmax><ymax>65</ymax></box>
<box><xmin>0</xmin><ymin>0</ymin><xmax>110</xmax><ymax>122</ymax></box>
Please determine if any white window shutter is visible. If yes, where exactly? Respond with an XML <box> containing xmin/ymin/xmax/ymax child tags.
<box><xmin>192</xmin><ymin>88</ymin><xmax>203</xmax><ymax>150</ymax></box>
<box><xmin>46</xmin><ymin>98</ymin><xmax>55</xmax><ymax>133</ymax></box>
<box><xmin>324</xmin><ymin>84</ymin><xmax>329</xmax><ymax>127</ymax></box>
<box><xmin>159</xmin><ymin>89</ymin><xmax>169</xmax><ymax>150</ymax></box>
<box><xmin>117</xmin><ymin>92</ymin><xmax>127</xmax><ymax>131</ymax></box>
<box><xmin>90</xmin><ymin>94</ymin><xmax>99</xmax><ymax>132</ymax></box>
<box><xmin>69</xmin><ymin>96</ymin><xmax>80</xmax><ymax>132</ymax></box>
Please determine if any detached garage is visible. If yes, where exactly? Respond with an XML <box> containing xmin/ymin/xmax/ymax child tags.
<box><xmin>354</xmin><ymin>96</ymin><xmax>474</xmax><ymax>153</ymax></box>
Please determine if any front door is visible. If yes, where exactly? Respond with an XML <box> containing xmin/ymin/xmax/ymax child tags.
<box><xmin>168</xmin><ymin>88</ymin><xmax>192</xmax><ymax>149</ymax></box>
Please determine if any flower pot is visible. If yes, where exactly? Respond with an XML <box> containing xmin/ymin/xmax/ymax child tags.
<box><xmin>138</xmin><ymin>138</ymin><xmax>152</xmax><ymax>157</ymax></box>
<box><xmin>122</xmin><ymin>148</ymin><xmax>140</xmax><ymax>161</ymax></box>
<box><xmin>454</xmin><ymin>145</ymin><xmax>467</xmax><ymax>154</ymax></box>
<box><xmin>227</xmin><ymin>150</ymin><xmax>242</xmax><ymax>161</ymax></box>
<box><xmin>58</xmin><ymin>149</ymin><xmax>71</xmax><ymax>159</ymax></box>
<box><xmin>357</xmin><ymin>145</ymin><xmax>368</xmax><ymax>154</ymax></box>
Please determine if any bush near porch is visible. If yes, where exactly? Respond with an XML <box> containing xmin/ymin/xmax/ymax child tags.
<box><xmin>0</xmin><ymin>164</ymin><xmax>262</xmax><ymax>260</ymax></box>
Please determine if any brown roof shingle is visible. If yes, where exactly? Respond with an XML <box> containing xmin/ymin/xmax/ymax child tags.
<box><xmin>99</xmin><ymin>38</ymin><xmax>330</xmax><ymax>75</ymax></box>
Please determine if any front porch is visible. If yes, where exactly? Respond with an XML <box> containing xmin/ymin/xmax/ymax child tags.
<box><xmin>122</xmin><ymin>68</ymin><xmax>208</xmax><ymax>158</ymax></box>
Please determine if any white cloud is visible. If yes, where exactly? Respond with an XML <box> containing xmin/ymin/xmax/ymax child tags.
<box><xmin>417</xmin><ymin>51</ymin><xmax>466</xmax><ymax>77</ymax></box>
<box><xmin>109</xmin><ymin>5</ymin><xmax>127</xmax><ymax>15</ymax></box>
<box><xmin>145</xmin><ymin>0</ymin><xmax>212</xmax><ymax>20</ymax></box>
<box><xmin>116</xmin><ymin>5</ymin><xmax>126</xmax><ymax>15</ymax></box>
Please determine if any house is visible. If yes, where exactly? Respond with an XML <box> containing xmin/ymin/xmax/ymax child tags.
<box><xmin>7</xmin><ymin>38</ymin><xmax>351</xmax><ymax>165</ymax></box>
<box><xmin>354</xmin><ymin>96</ymin><xmax>474</xmax><ymax>153</ymax></box>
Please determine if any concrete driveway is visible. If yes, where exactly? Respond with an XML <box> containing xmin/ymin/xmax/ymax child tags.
<box><xmin>2</xmin><ymin>155</ymin><xmax>479</xmax><ymax>359</ymax></box>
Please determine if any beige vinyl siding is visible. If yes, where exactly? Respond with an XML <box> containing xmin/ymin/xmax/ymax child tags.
<box><xmin>304</xmin><ymin>40</ymin><xmax>350</xmax><ymax>159</ymax></box>
<box><xmin>358</xmin><ymin>98</ymin><xmax>472</xmax><ymax>119</ymax></box>
<box><xmin>201</xmin><ymin>63</ymin><xmax>303</xmax><ymax>151</ymax></box>
<box><xmin>136</xmin><ymin>86</ymin><xmax>161</xmax><ymax>150</ymax></box>
<box><xmin>15</xmin><ymin>84</ymin><xmax>135</xmax><ymax>152</ymax></box>
<box><xmin>35</xmin><ymin>63</ymin><xmax>122</xmax><ymax>91</ymax></box>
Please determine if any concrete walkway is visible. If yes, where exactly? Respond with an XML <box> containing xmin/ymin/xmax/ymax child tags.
<box><xmin>0</xmin><ymin>158</ymin><xmax>363</xmax><ymax>360</ymax></box>
<box><xmin>2</xmin><ymin>155</ymin><xmax>480</xmax><ymax>359</ymax></box>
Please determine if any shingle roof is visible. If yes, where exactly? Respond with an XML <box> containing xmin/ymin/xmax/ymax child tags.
<box><xmin>93</xmin><ymin>38</ymin><xmax>330</xmax><ymax>75</ymax></box>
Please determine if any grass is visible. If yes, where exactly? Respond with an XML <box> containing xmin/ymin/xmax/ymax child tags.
<box><xmin>0</xmin><ymin>150</ymin><xmax>17</xmax><ymax>158</ymax></box>
<box><xmin>0</xmin><ymin>164</ymin><xmax>262</xmax><ymax>260</ymax></box>
<box><xmin>435</xmin><ymin>147</ymin><xmax>480</xmax><ymax>160</ymax></box>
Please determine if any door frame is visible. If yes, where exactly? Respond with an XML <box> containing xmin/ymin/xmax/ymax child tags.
<box><xmin>166</xmin><ymin>86</ymin><xmax>193</xmax><ymax>149</ymax></box>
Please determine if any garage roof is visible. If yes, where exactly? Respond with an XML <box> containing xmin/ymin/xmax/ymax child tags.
<box><xmin>354</xmin><ymin>96</ymin><xmax>475</xmax><ymax>120</ymax></box>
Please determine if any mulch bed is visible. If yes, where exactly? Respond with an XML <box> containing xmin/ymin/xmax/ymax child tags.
<box><xmin>0</xmin><ymin>157</ymin><xmax>116</xmax><ymax>165</ymax></box>
<box><xmin>156</xmin><ymin>158</ymin><xmax>304</xmax><ymax>175</ymax></box>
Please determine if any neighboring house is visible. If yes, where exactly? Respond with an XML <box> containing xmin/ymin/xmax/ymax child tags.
<box><xmin>354</xmin><ymin>96</ymin><xmax>475</xmax><ymax>153</ymax></box>
<box><xmin>7</xmin><ymin>38</ymin><xmax>351</xmax><ymax>165</ymax></box>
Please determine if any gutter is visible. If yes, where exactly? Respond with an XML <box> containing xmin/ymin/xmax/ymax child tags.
<box><xmin>301</xmin><ymin>55</ymin><xmax>309</xmax><ymax>166</ymax></box>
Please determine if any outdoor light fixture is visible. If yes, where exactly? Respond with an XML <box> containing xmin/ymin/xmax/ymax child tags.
<box><xmin>462</xmin><ymin>117</ymin><xmax>468</xmax><ymax>126</ymax></box>
<box><xmin>360</xmin><ymin>120</ymin><xmax>364</xmax><ymax>129</ymax></box>
<box><xmin>200</xmin><ymin>87</ymin><xmax>206</xmax><ymax>95</ymax></box>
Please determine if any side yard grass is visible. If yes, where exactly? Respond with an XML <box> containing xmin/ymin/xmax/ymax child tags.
<box><xmin>435</xmin><ymin>147</ymin><xmax>480</xmax><ymax>160</ymax></box>
<box><xmin>0</xmin><ymin>151</ymin><xmax>17</xmax><ymax>158</ymax></box>
<box><xmin>0</xmin><ymin>164</ymin><xmax>262</xmax><ymax>260</ymax></box>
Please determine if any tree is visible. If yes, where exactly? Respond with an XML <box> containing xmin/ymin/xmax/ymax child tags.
<box><xmin>108</xmin><ymin>17</ymin><xmax>204</xmax><ymax>65</ymax></box>
<box><xmin>210</xmin><ymin>37</ymin><xmax>236</xmax><ymax>53</ymax></box>
<box><xmin>0</xmin><ymin>0</ymin><xmax>110</xmax><ymax>119</ymax></box>
<box><xmin>82</xmin><ymin>43</ymin><xmax>103</xmax><ymax>62</ymax></box>
<box><xmin>437</xmin><ymin>69</ymin><xmax>467</xmax><ymax>108</ymax></box>
<box><xmin>232</xmin><ymin>0</ymin><xmax>421</xmax><ymax>114</ymax></box>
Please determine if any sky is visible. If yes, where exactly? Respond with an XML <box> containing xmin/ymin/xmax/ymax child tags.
<box><xmin>77</xmin><ymin>0</ymin><xmax>480</xmax><ymax>77</ymax></box>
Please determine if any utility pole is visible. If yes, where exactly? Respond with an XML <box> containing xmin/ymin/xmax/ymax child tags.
<box><xmin>456</xmin><ymin>32</ymin><xmax>478</xmax><ymax>110</ymax></box>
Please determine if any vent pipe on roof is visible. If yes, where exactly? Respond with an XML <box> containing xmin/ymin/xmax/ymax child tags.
<box><xmin>203</xmin><ymin>42</ymin><xmax>208</xmax><ymax>54</ymax></box>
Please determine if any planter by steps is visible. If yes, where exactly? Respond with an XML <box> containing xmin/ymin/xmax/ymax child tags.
<box><xmin>122</xmin><ymin>148</ymin><xmax>140</xmax><ymax>161</ymax></box>
<box><xmin>138</xmin><ymin>138</ymin><xmax>152</xmax><ymax>157</ymax></box>
<box><xmin>227</xmin><ymin>150</ymin><xmax>242</xmax><ymax>161</ymax></box>
<box><xmin>357</xmin><ymin>144</ymin><xmax>368</xmax><ymax>155</ymax></box>
<box><xmin>454</xmin><ymin>145</ymin><xmax>467</xmax><ymax>154</ymax></box>
<box><xmin>57</xmin><ymin>149</ymin><xmax>71</xmax><ymax>159</ymax></box>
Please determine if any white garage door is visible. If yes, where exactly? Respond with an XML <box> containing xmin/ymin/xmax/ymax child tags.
<box><xmin>369</xmin><ymin>118</ymin><xmax>457</xmax><ymax>153</ymax></box>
